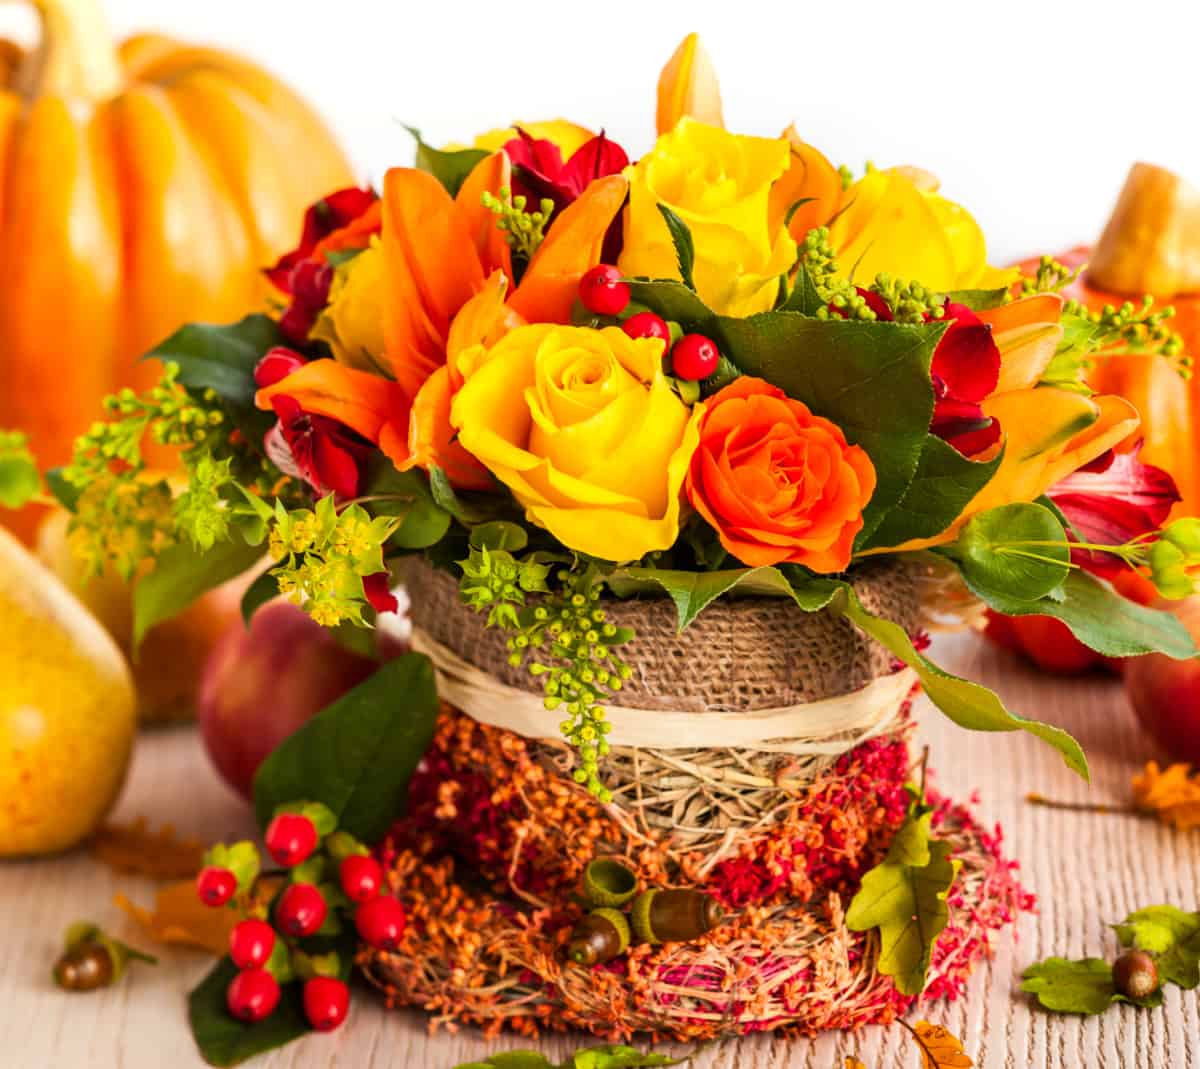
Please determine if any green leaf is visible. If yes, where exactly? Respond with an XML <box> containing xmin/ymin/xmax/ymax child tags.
<box><xmin>429</xmin><ymin>464</ymin><xmax>506</xmax><ymax>525</ymax></box>
<box><xmin>405</xmin><ymin>125</ymin><xmax>488</xmax><ymax>198</ymax></box>
<box><xmin>858</xmin><ymin>436</ymin><xmax>1003</xmax><ymax>551</ymax></box>
<box><xmin>470</xmin><ymin>521</ymin><xmax>529</xmax><ymax>552</ymax></box>
<box><xmin>1020</xmin><ymin>957</ymin><xmax>1163</xmax><ymax>1015</ymax></box>
<box><xmin>838</xmin><ymin>586</ymin><xmax>1089</xmax><ymax>779</ymax></box>
<box><xmin>451</xmin><ymin>1046</ymin><xmax>682</xmax><ymax>1069</ymax></box>
<box><xmin>239</xmin><ymin>571</ymin><xmax>277</xmax><ymax>624</ymax></box>
<box><xmin>44</xmin><ymin>467</ymin><xmax>81</xmax><ymax>511</ymax></box>
<box><xmin>189</xmin><ymin>957</ymin><xmax>308</xmax><ymax>1066</ymax></box>
<box><xmin>624</xmin><ymin>279</ymin><xmax>714</xmax><ymax>328</ymax></box>
<box><xmin>253</xmin><ymin>653</ymin><xmax>439</xmax><ymax>842</ymax></box>
<box><xmin>945</xmin><ymin>286</ymin><xmax>1011</xmax><ymax>311</ymax></box>
<box><xmin>134</xmin><ymin>536</ymin><xmax>262</xmax><ymax>649</ymax></box>
<box><xmin>779</xmin><ymin>262</ymin><xmax>825</xmax><ymax>315</ymax></box>
<box><xmin>964</xmin><ymin>570</ymin><xmax>1198</xmax><ymax>660</ymax></box>
<box><xmin>655</xmin><ymin>204</ymin><xmax>697</xmax><ymax>292</ymax></box>
<box><xmin>0</xmin><ymin>432</ymin><xmax>39</xmax><ymax>509</ymax></box>
<box><xmin>845</xmin><ymin>809</ymin><xmax>959</xmax><ymax>995</ymax></box>
<box><xmin>1115</xmin><ymin>906</ymin><xmax>1200</xmax><ymax>988</ymax></box>
<box><xmin>361</xmin><ymin>460</ymin><xmax>453</xmax><ymax>549</ymax></box>
<box><xmin>145</xmin><ymin>315</ymin><xmax>282</xmax><ymax>441</ymax></box>
<box><xmin>951</xmin><ymin>502</ymin><xmax>1071</xmax><ymax>603</ymax></box>
<box><xmin>714</xmin><ymin>314</ymin><xmax>948</xmax><ymax>541</ymax></box>
<box><xmin>607</xmin><ymin>566</ymin><xmax>841</xmax><ymax>631</ymax></box>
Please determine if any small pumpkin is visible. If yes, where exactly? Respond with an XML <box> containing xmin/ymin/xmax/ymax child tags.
<box><xmin>0</xmin><ymin>0</ymin><xmax>354</xmax><ymax>540</ymax></box>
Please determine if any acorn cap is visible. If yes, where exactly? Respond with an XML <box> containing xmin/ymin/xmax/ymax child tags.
<box><xmin>582</xmin><ymin>857</ymin><xmax>639</xmax><ymax>908</ymax></box>
<box><xmin>631</xmin><ymin>889</ymin><xmax>660</xmax><ymax>945</ymax></box>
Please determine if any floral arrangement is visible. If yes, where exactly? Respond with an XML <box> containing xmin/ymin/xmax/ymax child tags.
<box><xmin>6</xmin><ymin>30</ymin><xmax>1200</xmax><ymax>1066</ymax></box>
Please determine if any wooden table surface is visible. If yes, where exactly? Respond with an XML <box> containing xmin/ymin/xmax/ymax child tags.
<box><xmin>2</xmin><ymin>633</ymin><xmax>1197</xmax><ymax>1068</ymax></box>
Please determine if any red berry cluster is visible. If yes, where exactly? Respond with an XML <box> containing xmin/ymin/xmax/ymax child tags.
<box><xmin>196</xmin><ymin>804</ymin><xmax>406</xmax><ymax>1034</ymax></box>
<box><xmin>577</xmin><ymin>264</ymin><xmax>721</xmax><ymax>382</ymax></box>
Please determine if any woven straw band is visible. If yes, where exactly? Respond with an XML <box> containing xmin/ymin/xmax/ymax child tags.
<box><xmin>412</xmin><ymin>626</ymin><xmax>917</xmax><ymax>753</ymax></box>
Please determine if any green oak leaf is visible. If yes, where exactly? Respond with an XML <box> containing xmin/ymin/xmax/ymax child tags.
<box><xmin>961</xmin><ymin>569</ymin><xmax>1198</xmax><ymax>660</ymax></box>
<box><xmin>1021</xmin><ymin>957</ymin><xmax>1163</xmax><ymax>1014</ymax></box>
<box><xmin>1115</xmin><ymin>905</ymin><xmax>1200</xmax><ymax>988</ymax></box>
<box><xmin>846</xmin><ymin>808</ymin><xmax>959</xmax><ymax>995</ymax></box>
<box><xmin>838</xmin><ymin>586</ymin><xmax>1089</xmax><ymax>779</ymax></box>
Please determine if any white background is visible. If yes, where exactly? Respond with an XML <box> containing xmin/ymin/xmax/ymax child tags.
<box><xmin>5</xmin><ymin>0</ymin><xmax>1199</xmax><ymax>263</ymax></box>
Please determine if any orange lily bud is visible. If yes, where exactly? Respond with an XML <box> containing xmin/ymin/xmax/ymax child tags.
<box><xmin>656</xmin><ymin>33</ymin><xmax>723</xmax><ymax>136</ymax></box>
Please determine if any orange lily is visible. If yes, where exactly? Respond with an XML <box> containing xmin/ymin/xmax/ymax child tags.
<box><xmin>869</xmin><ymin>293</ymin><xmax>1141</xmax><ymax>553</ymax></box>
<box><xmin>656</xmin><ymin>33</ymin><xmax>723</xmax><ymax>135</ymax></box>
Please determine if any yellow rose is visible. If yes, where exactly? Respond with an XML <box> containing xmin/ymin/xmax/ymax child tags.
<box><xmin>829</xmin><ymin>167</ymin><xmax>1017</xmax><ymax>290</ymax></box>
<box><xmin>619</xmin><ymin>118</ymin><xmax>795</xmax><ymax>316</ymax></box>
<box><xmin>468</xmin><ymin>119</ymin><xmax>594</xmax><ymax>158</ymax></box>
<box><xmin>450</xmin><ymin>324</ymin><xmax>702</xmax><ymax>561</ymax></box>
<box><xmin>310</xmin><ymin>240</ymin><xmax>387</xmax><ymax>372</ymax></box>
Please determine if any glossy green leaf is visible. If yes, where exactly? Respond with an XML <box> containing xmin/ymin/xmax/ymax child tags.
<box><xmin>406</xmin><ymin>125</ymin><xmax>488</xmax><ymax>198</ymax></box>
<box><xmin>1020</xmin><ymin>957</ymin><xmax>1162</xmax><ymax>1015</ymax></box>
<box><xmin>945</xmin><ymin>286</ymin><xmax>1010</xmax><ymax>311</ymax></box>
<box><xmin>963</xmin><ymin>570</ymin><xmax>1198</xmax><ymax>660</ymax></box>
<box><xmin>655</xmin><ymin>204</ymin><xmax>697</xmax><ymax>291</ymax></box>
<box><xmin>779</xmin><ymin>262</ymin><xmax>825</xmax><ymax>315</ymax></box>
<box><xmin>624</xmin><ymin>279</ymin><xmax>714</xmax><ymax>328</ymax></box>
<box><xmin>1115</xmin><ymin>905</ymin><xmax>1200</xmax><ymax>988</ymax></box>
<box><xmin>189</xmin><ymin>957</ymin><xmax>308</xmax><ymax>1067</ymax></box>
<box><xmin>470</xmin><ymin>521</ymin><xmax>529</xmax><ymax>552</ymax></box>
<box><xmin>953</xmin><ymin>502</ymin><xmax>1071</xmax><ymax>603</ymax></box>
<box><xmin>239</xmin><ymin>570</ymin><xmax>278</xmax><ymax>624</ymax></box>
<box><xmin>133</xmin><ymin>536</ymin><xmax>262</xmax><ymax>649</ymax></box>
<box><xmin>846</xmin><ymin>809</ymin><xmax>959</xmax><ymax>995</ymax></box>
<box><xmin>839</xmin><ymin>586</ymin><xmax>1089</xmax><ymax>779</ymax></box>
<box><xmin>253</xmin><ymin>653</ymin><xmax>439</xmax><ymax>842</ymax></box>
<box><xmin>44</xmin><ymin>467</ymin><xmax>81</xmax><ymax>511</ymax></box>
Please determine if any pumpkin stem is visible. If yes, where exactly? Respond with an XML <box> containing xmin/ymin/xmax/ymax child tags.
<box><xmin>11</xmin><ymin>0</ymin><xmax>122</xmax><ymax>101</ymax></box>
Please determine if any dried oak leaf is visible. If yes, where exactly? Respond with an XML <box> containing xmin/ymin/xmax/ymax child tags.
<box><xmin>1131</xmin><ymin>762</ymin><xmax>1200</xmax><ymax>830</ymax></box>
<box><xmin>114</xmin><ymin>880</ymin><xmax>237</xmax><ymax>956</ymax></box>
<box><xmin>843</xmin><ymin>1060</ymin><xmax>868</xmax><ymax>1069</ymax></box>
<box><xmin>90</xmin><ymin>818</ymin><xmax>207</xmax><ymax>880</ymax></box>
<box><xmin>910</xmin><ymin>1021</ymin><xmax>974</xmax><ymax>1068</ymax></box>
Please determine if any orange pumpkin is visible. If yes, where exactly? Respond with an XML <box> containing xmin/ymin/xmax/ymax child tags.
<box><xmin>0</xmin><ymin>0</ymin><xmax>354</xmax><ymax>540</ymax></box>
<box><xmin>1023</xmin><ymin>163</ymin><xmax>1200</xmax><ymax>519</ymax></box>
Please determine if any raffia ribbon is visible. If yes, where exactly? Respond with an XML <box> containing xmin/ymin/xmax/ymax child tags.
<box><xmin>412</xmin><ymin>628</ymin><xmax>918</xmax><ymax>755</ymax></box>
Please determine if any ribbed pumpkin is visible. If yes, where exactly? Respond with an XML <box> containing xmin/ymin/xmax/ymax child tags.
<box><xmin>0</xmin><ymin>0</ymin><xmax>354</xmax><ymax>540</ymax></box>
<box><xmin>1030</xmin><ymin>163</ymin><xmax>1200</xmax><ymax>519</ymax></box>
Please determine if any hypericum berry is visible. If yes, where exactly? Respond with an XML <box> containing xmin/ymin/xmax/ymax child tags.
<box><xmin>229</xmin><ymin>919</ymin><xmax>276</xmax><ymax>970</ymax></box>
<box><xmin>621</xmin><ymin>311</ymin><xmax>671</xmax><ymax>343</ymax></box>
<box><xmin>226</xmin><ymin>968</ymin><xmax>280</xmax><ymax>1023</ymax></box>
<box><xmin>276</xmin><ymin>883</ymin><xmax>327</xmax><ymax>938</ymax></box>
<box><xmin>578</xmin><ymin>264</ymin><xmax>630</xmax><ymax>316</ymax></box>
<box><xmin>354</xmin><ymin>895</ymin><xmax>407</xmax><ymax>951</ymax></box>
<box><xmin>196</xmin><ymin>866</ymin><xmax>237</xmax><ymax>907</ymax></box>
<box><xmin>265</xmin><ymin>813</ymin><xmax>319</xmax><ymax>867</ymax></box>
<box><xmin>253</xmin><ymin>347</ymin><xmax>307</xmax><ymax>389</ymax></box>
<box><xmin>1113</xmin><ymin>949</ymin><xmax>1160</xmax><ymax>1000</ymax></box>
<box><xmin>339</xmin><ymin>855</ymin><xmax>383</xmax><ymax>904</ymax></box>
<box><xmin>670</xmin><ymin>334</ymin><xmax>720</xmax><ymax>381</ymax></box>
<box><xmin>302</xmin><ymin>976</ymin><xmax>350</xmax><ymax>1032</ymax></box>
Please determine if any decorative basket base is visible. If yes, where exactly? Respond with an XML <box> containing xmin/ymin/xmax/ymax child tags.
<box><xmin>363</xmin><ymin>707</ymin><xmax>1031</xmax><ymax>1040</ymax></box>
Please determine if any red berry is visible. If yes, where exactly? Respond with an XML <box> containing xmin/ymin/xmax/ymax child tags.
<box><xmin>265</xmin><ymin>813</ymin><xmax>319</xmax><ymax>867</ymax></box>
<box><xmin>196</xmin><ymin>866</ymin><xmax>237</xmax><ymax>907</ymax></box>
<box><xmin>671</xmin><ymin>334</ymin><xmax>720</xmax><ymax>381</ymax></box>
<box><xmin>290</xmin><ymin>259</ymin><xmax>334</xmax><ymax>308</ymax></box>
<box><xmin>254</xmin><ymin>346</ymin><xmax>307</xmax><ymax>389</ymax></box>
<box><xmin>302</xmin><ymin>976</ymin><xmax>350</xmax><ymax>1032</ymax></box>
<box><xmin>276</xmin><ymin>883</ymin><xmax>327</xmax><ymax>937</ymax></box>
<box><xmin>578</xmin><ymin>264</ymin><xmax>630</xmax><ymax>316</ymax></box>
<box><xmin>339</xmin><ymin>854</ymin><xmax>383</xmax><ymax>903</ymax></box>
<box><xmin>229</xmin><ymin>919</ymin><xmax>276</xmax><ymax>970</ymax></box>
<box><xmin>226</xmin><ymin>968</ymin><xmax>280</xmax><ymax>1023</ymax></box>
<box><xmin>354</xmin><ymin>895</ymin><xmax>407</xmax><ymax>951</ymax></box>
<box><xmin>622</xmin><ymin>311</ymin><xmax>671</xmax><ymax>343</ymax></box>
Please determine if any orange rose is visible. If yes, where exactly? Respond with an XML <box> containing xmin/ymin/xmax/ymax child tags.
<box><xmin>685</xmin><ymin>377</ymin><xmax>876</xmax><ymax>571</ymax></box>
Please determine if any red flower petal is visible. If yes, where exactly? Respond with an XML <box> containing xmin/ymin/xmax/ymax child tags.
<box><xmin>931</xmin><ymin>303</ymin><xmax>1000</xmax><ymax>404</ymax></box>
<box><xmin>363</xmin><ymin>573</ymin><xmax>400</xmax><ymax>615</ymax></box>
<box><xmin>272</xmin><ymin>394</ymin><xmax>367</xmax><ymax>500</ymax></box>
<box><xmin>559</xmin><ymin>132</ymin><xmax>630</xmax><ymax>197</ymax></box>
<box><xmin>266</xmin><ymin>187</ymin><xmax>378</xmax><ymax>292</ymax></box>
<box><xmin>930</xmin><ymin>397</ymin><xmax>1001</xmax><ymax>458</ymax></box>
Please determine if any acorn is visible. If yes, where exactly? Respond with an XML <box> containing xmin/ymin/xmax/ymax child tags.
<box><xmin>567</xmin><ymin>908</ymin><xmax>631</xmax><ymax>966</ymax></box>
<box><xmin>1113</xmin><ymin>949</ymin><xmax>1160</xmax><ymax>1000</ymax></box>
<box><xmin>52</xmin><ymin>923</ymin><xmax>156</xmax><ymax>992</ymax></box>
<box><xmin>582</xmin><ymin>857</ymin><xmax>639</xmax><ymax>908</ymax></box>
<box><xmin>631</xmin><ymin>889</ymin><xmax>725</xmax><ymax>946</ymax></box>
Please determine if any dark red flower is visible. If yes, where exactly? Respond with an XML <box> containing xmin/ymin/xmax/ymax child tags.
<box><xmin>1048</xmin><ymin>443</ymin><xmax>1181</xmax><ymax>575</ymax></box>
<box><xmin>254</xmin><ymin>347</ymin><xmax>308</xmax><ymax>389</ymax></box>
<box><xmin>266</xmin><ymin>187</ymin><xmax>378</xmax><ymax>294</ymax></box>
<box><xmin>362</xmin><ymin>572</ymin><xmax>399</xmax><ymax>615</ymax></box>
<box><xmin>266</xmin><ymin>394</ymin><xmax>370</xmax><ymax>500</ymax></box>
<box><xmin>503</xmin><ymin>129</ymin><xmax>629</xmax><ymax>212</ymax></box>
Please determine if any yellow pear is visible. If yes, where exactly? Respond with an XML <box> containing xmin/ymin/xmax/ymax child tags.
<box><xmin>36</xmin><ymin>509</ymin><xmax>249</xmax><ymax>724</ymax></box>
<box><xmin>0</xmin><ymin>526</ymin><xmax>135</xmax><ymax>856</ymax></box>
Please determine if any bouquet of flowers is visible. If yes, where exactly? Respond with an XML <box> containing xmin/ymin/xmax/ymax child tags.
<box><xmin>8</xmin><ymin>30</ymin><xmax>1200</xmax><ymax>1064</ymax></box>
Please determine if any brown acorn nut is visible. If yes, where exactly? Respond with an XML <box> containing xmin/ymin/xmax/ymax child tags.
<box><xmin>53</xmin><ymin>943</ymin><xmax>115</xmax><ymax>992</ymax></box>
<box><xmin>567</xmin><ymin>908</ymin><xmax>631</xmax><ymax>966</ymax></box>
<box><xmin>631</xmin><ymin>889</ymin><xmax>725</xmax><ymax>945</ymax></box>
<box><xmin>1113</xmin><ymin>949</ymin><xmax>1160</xmax><ymax>1000</ymax></box>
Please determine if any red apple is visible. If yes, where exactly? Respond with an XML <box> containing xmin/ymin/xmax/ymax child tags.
<box><xmin>199</xmin><ymin>601</ymin><xmax>401</xmax><ymax>799</ymax></box>
<box><xmin>1123</xmin><ymin>597</ymin><xmax>1200</xmax><ymax>764</ymax></box>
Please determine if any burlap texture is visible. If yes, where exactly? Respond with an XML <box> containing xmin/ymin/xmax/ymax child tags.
<box><xmin>404</xmin><ymin>557</ymin><xmax>922</xmax><ymax>712</ymax></box>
